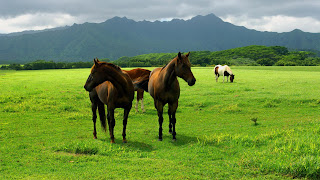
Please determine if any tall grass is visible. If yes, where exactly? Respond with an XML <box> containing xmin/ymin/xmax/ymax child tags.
<box><xmin>1</xmin><ymin>67</ymin><xmax>320</xmax><ymax>179</ymax></box>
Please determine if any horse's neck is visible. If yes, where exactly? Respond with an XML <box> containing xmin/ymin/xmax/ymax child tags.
<box><xmin>162</xmin><ymin>58</ymin><xmax>177</xmax><ymax>86</ymax></box>
<box><xmin>225</xmin><ymin>66</ymin><xmax>233</xmax><ymax>75</ymax></box>
<box><xmin>103</xmin><ymin>67</ymin><xmax>130</xmax><ymax>95</ymax></box>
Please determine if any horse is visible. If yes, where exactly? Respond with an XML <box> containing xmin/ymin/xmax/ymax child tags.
<box><xmin>123</xmin><ymin>68</ymin><xmax>151</xmax><ymax>113</ymax></box>
<box><xmin>214</xmin><ymin>65</ymin><xmax>235</xmax><ymax>83</ymax></box>
<box><xmin>147</xmin><ymin>52</ymin><xmax>196</xmax><ymax>141</ymax></box>
<box><xmin>84</xmin><ymin>58</ymin><xmax>134</xmax><ymax>143</ymax></box>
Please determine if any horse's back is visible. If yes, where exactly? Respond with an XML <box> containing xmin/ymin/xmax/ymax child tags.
<box><xmin>124</xmin><ymin>68</ymin><xmax>151</xmax><ymax>80</ymax></box>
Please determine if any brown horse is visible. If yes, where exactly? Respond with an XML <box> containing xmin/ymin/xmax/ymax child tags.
<box><xmin>84</xmin><ymin>58</ymin><xmax>134</xmax><ymax>143</ymax></box>
<box><xmin>123</xmin><ymin>68</ymin><xmax>151</xmax><ymax>113</ymax></box>
<box><xmin>148</xmin><ymin>52</ymin><xmax>196</xmax><ymax>141</ymax></box>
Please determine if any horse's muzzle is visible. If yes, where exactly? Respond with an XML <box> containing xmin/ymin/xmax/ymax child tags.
<box><xmin>188</xmin><ymin>78</ymin><xmax>196</xmax><ymax>86</ymax></box>
<box><xmin>84</xmin><ymin>85</ymin><xmax>92</xmax><ymax>92</ymax></box>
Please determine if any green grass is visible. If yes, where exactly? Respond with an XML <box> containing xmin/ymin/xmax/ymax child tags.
<box><xmin>1</xmin><ymin>67</ymin><xmax>320</xmax><ymax>179</ymax></box>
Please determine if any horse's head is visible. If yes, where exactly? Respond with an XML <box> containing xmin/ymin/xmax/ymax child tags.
<box><xmin>84</xmin><ymin>58</ymin><xmax>115</xmax><ymax>92</ymax></box>
<box><xmin>230</xmin><ymin>74</ymin><xmax>235</xmax><ymax>83</ymax></box>
<box><xmin>175</xmin><ymin>52</ymin><xmax>196</xmax><ymax>86</ymax></box>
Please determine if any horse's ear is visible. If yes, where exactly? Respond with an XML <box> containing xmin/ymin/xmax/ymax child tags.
<box><xmin>93</xmin><ymin>58</ymin><xmax>99</xmax><ymax>66</ymax></box>
<box><xmin>186</xmin><ymin>52</ymin><xmax>190</xmax><ymax>57</ymax></box>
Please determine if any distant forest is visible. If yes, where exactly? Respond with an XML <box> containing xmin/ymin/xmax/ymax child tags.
<box><xmin>1</xmin><ymin>45</ymin><xmax>320</xmax><ymax>70</ymax></box>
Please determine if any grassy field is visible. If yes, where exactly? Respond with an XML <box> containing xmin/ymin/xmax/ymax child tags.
<box><xmin>1</xmin><ymin>66</ymin><xmax>320</xmax><ymax>179</ymax></box>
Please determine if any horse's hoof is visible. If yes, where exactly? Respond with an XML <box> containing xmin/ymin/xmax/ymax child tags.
<box><xmin>111</xmin><ymin>140</ymin><xmax>115</xmax><ymax>143</ymax></box>
<box><xmin>123</xmin><ymin>139</ymin><xmax>127</xmax><ymax>143</ymax></box>
<box><xmin>93</xmin><ymin>136</ymin><xmax>97</xmax><ymax>139</ymax></box>
<box><xmin>158</xmin><ymin>138</ymin><xmax>163</xmax><ymax>141</ymax></box>
<box><xmin>172</xmin><ymin>139</ymin><xmax>177</xmax><ymax>142</ymax></box>
<box><xmin>169</xmin><ymin>131</ymin><xmax>173</xmax><ymax>134</ymax></box>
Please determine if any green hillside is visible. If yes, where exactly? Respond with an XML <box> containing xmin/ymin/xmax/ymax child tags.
<box><xmin>1</xmin><ymin>14</ymin><xmax>320</xmax><ymax>64</ymax></box>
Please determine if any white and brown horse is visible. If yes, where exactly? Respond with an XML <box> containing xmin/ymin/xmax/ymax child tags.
<box><xmin>214</xmin><ymin>65</ymin><xmax>235</xmax><ymax>83</ymax></box>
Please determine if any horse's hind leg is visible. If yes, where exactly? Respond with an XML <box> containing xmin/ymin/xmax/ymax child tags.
<box><xmin>136</xmin><ymin>89</ymin><xmax>145</xmax><ymax>113</ymax></box>
<box><xmin>135</xmin><ymin>91</ymin><xmax>139</xmax><ymax>112</ymax></box>
<box><xmin>122</xmin><ymin>107</ymin><xmax>131</xmax><ymax>143</ymax></box>
<box><xmin>168</xmin><ymin>102</ymin><xmax>178</xmax><ymax>141</ymax></box>
<box><xmin>107</xmin><ymin>108</ymin><xmax>115</xmax><ymax>143</ymax></box>
<box><xmin>155</xmin><ymin>101</ymin><xmax>164</xmax><ymax>141</ymax></box>
<box><xmin>141</xmin><ymin>98</ymin><xmax>145</xmax><ymax>113</ymax></box>
<box><xmin>138</xmin><ymin>89</ymin><xmax>145</xmax><ymax>113</ymax></box>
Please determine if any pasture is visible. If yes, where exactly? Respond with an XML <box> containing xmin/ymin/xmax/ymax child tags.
<box><xmin>1</xmin><ymin>66</ymin><xmax>320</xmax><ymax>179</ymax></box>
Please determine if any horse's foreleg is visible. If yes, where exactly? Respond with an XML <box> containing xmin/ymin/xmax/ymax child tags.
<box><xmin>122</xmin><ymin>107</ymin><xmax>131</xmax><ymax>143</ymax></box>
<box><xmin>223</xmin><ymin>75</ymin><xmax>225</xmax><ymax>83</ymax></box>
<box><xmin>168</xmin><ymin>102</ymin><xmax>178</xmax><ymax>141</ymax></box>
<box><xmin>107</xmin><ymin>108</ymin><xmax>115</xmax><ymax>143</ymax></box>
<box><xmin>215</xmin><ymin>75</ymin><xmax>218</xmax><ymax>82</ymax></box>
<box><xmin>91</xmin><ymin>102</ymin><xmax>98</xmax><ymax>139</ymax></box>
<box><xmin>155</xmin><ymin>101</ymin><xmax>164</xmax><ymax>141</ymax></box>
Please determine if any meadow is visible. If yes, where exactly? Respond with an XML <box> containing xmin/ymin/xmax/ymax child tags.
<box><xmin>1</xmin><ymin>66</ymin><xmax>320</xmax><ymax>179</ymax></box>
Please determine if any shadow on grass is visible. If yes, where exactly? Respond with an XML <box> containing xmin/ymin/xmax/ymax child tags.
<box><xmin>160</xmin><ymin>133</ymin><xmax>199</xmax><ymax>146</ymax></box>
<box><xmin>99</xmin><ymin>138</ymin><xmax>154</xmax><ymax>152</ymax></box>
<box><xmin>121</xmin><ymin>140</ymin><xmax>154</xmax><ymax>152</ymax></box>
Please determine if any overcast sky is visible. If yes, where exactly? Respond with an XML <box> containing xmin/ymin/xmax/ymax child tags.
<box><xmin>1</xmin><ymin>0</ymin><xmax>320</xmax><ymax>34</ymax></box>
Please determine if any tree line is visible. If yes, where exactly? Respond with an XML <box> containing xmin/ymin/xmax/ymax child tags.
<box><xmin>1</xmin><ymin>45</ymin><xmax>320</xmax><ymax>70</ymax></box>
<box><xmin>0</xmin><ymin>60</ymin><xmax>95</xmax><ymax>70</ymax></box>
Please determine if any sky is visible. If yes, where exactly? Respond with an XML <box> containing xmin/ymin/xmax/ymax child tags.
<box><xmin>1</xmin><ymin>0</ymin><xmax>320</xmax><ymax>34</ymax></box>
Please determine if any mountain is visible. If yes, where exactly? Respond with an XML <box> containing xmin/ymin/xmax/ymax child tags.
<box><xmin>0</xmin><ymin>13</ymin><xmax>320</xmax><ymax>64</ymax></box>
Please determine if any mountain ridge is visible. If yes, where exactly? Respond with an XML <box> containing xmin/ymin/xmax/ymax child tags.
<box><xmin>0</xmin><ymin>13</ymin><xmax>319</xmax><ymax>64</ymax></box>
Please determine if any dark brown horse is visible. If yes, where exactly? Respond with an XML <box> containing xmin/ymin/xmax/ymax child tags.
<box><xmin>123</xmin><ymin>68</ymin><xmax>151</xmax><ymax>113</ymax></box>
<box><xmin>84</xmin><ymin>58</ymin><xmax>134</xmax><ymax>143</ymax></box>
<box><xmin>148</xmin><ymin>52</ymin><xmax>196</xmax><ymax>141</ymax></box>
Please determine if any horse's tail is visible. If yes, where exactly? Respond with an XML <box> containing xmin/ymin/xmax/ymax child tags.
<box><xmin>89</xmin><ymin>89</ymin><xmax>107</xmax><ymax>132</ymax></box>
<box><xmin>97</xmin><ymin>101</ymin><xmax>107</xmax><ymax>131</ymax></box>
<box><xmin>133</xmin><ymin>75</ymin><xmax>149</xmax><ymax>92</ymax></box>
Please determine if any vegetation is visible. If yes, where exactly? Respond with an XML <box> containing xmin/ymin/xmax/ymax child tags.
<box><xmin>2</xmin><ymin>45</ymin><xmax>320</xmax><ymax>70</ymax></box>
<box><xmin>1</xmin><ymin>67</ymin><xmax>320</xmax><ymax>179</ymax></box>
<box><xmin>0</xmin><ymin>60</ymin><xmax>95</xmax><ymax>70</ymax></box>
<box><xmin>115</xmin><ymin>45</ymin><xmax>320</xmax><ymax>67</ymax></box>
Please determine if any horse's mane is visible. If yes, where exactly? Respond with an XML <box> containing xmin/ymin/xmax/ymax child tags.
<box><xmin>100</xmin><ymin>62</ymin><xmax>122</xmax><ymax>72</ymax></box>
<box><xmin>161</xmin><ymin>58</ymin><xmax>173</xmax><ymax>71</ymax></box>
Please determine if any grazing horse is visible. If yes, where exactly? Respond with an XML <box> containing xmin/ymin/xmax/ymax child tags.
<box><xmin>214</xmin><ymin>65</ymin><xmax>235</xmax><ymax>83</ymax></box>
<box><xmin>148</xmin><ymin>52</ymin><xmax>196</xmax><ymax>141</ymax></box>
<box><xmin>123</xmin><ymin>68</ymin><xmax>151</xmax><ymax>113</ymax></box>
<box><xmin>84</xmin><ymin>58</ymin><xmax>134</xmax><ymax>143</ymax></box>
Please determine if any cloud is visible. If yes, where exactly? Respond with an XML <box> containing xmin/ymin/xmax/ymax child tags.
<box><xmin>0</xmin><ymin>0</ymin><xmax>320</xmax><ymax>33</ymax></box>
<box><xmin>0</xmin><ymin>13</ymin><xmax>76</xmax><ymax>33</ymax></box>
<box><xmin>222</xmin><ymin>15</ymin><xmax>320</xmax><ymax>33</ymax></box>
